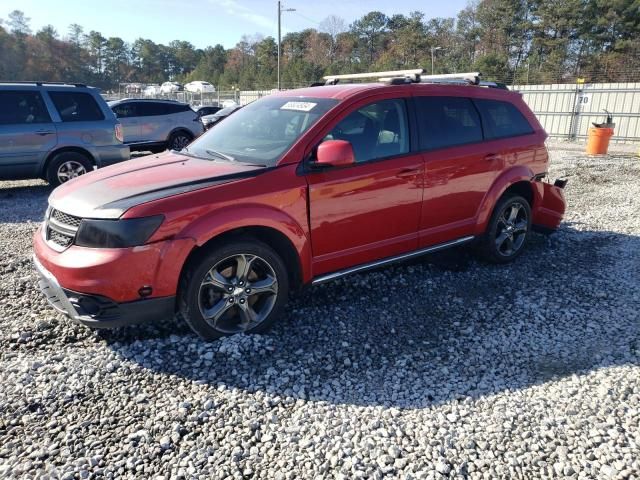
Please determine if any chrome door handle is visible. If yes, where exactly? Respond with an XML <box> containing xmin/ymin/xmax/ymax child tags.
<box><xmin>485</xmin><ymin>153</ymin><xmax>501</xmax><ymax>161</ymax></box>
<box><xmin>35</xmin><ymin>130</ymin><xmax>55</xmax><ymax>136</ymax></box>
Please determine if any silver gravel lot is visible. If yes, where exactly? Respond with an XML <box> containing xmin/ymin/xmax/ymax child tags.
<box><xmin>0</xmin><ymin>145</ymin><xmax>638</xmax><ymax>479</ymax></box>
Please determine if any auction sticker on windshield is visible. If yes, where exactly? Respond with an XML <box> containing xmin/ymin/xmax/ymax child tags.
<box><xmin>280</xmin><ymin>101</ymin><xmax>317</xmax><ymax>112</ymax></box>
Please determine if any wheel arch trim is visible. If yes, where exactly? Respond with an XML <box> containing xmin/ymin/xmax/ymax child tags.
<box><xmin>473</xmin><ymin>165</ymin><xmax>540</xmax><ymax>236</ymax></box>
<box><xmin>42</xmin><ymin>146</ymin><xmax>96</xmax><ymax>177</ymax></box>
<box><xmin>176</xmin><ymin>205</ymin><xmax>312</xmax><ymax>286</ymax></box>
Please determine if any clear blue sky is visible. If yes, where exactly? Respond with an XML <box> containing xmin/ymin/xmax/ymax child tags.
<box><xmin>1</xmin><ymin>0</ymin><xmax>469</xmax><ymax>49</ymax></box>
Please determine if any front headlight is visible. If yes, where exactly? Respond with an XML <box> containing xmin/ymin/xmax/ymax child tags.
<box><xmin>75</xmin><ymin>215</ymin><xmax>164</xmax><ymax>248</ymax></box>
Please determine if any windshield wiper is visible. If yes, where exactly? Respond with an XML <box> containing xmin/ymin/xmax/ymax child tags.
<box><xmin>205</xmin><ymin>149</ymin><xmax>235</xmax><ymax>162</ymax></box>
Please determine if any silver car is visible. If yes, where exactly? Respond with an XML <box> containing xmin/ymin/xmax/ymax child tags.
<box><xmin>0</xmin><ymin>82</ymin><xmax>129</xmax><ymax>186</ymax></box>
<box><xmin>108</xmin><ymin>99</ymin><xmax>204</xmax><ymax>153</ymax></box>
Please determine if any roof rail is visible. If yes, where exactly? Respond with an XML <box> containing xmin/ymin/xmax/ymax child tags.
<box><xmin>419</xmin><ymin>72</ymin><xmax>481</xmax><ymax>85</ymax></box>
<box><xmin>324</xmin><ymin>69</ymin><xmax>425</xmax><ymax>84</ymax></box>
<box><xmin>320</xmin><ymin>69</ymin><xmax>507</xmax><ymax>89</ymax></box>
<box><xmin>0</xmin><ymin>81</ymin><xmax>87</xmax><ymax>87</ymax></box>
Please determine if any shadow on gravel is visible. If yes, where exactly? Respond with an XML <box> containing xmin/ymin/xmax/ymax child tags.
<box><xmin>0</xmin><ymin>181</ymin><xmax>51</xmax><ymax>223</ymax></box>
<box><xmin>100</xmin><ymin>226</ymin><xmax>639</xmax><ymax>409</ymax></box>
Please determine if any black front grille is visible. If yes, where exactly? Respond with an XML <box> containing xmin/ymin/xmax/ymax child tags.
<box><xmin>45</xmin><ymin>208</ymin><xmax>82</xmax><ymax>249</ymax></box>
<box><xmin>51</xmin><ymin>209</ymin><xmax>82</xmax><ymax>228</ymax></box>
<box><xmin>48</xmin><ymin>229</ymin><xmax>74</xmax><ymax>248</ymax></box>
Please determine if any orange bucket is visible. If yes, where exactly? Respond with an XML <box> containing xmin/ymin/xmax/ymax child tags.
<box><xmin>586</xmin><ymin>127</ymin><xmax>614</xmax><ymax>155</ymax></box>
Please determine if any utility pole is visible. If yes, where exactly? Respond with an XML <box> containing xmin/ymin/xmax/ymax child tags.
<box><xmin>430</xmin><ymin>46</ymin><xmax>442</xmax><ymax>75</ymax></box>
<box><xmin>277</xmin><ymin>1</ymin><xmax>295</xmax><ymax>90</ymax></box>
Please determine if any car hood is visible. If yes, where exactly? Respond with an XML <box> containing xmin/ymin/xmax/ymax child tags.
<box><xmin>49</xmin><ymin>152</ymin><xmax>268</xmax><ymax>219</ymax></box>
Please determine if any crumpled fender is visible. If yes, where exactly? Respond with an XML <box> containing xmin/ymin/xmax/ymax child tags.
<box><xmin>177</xmin><ymin>204</ymin><xmax>313</xmax><ymax>283</ymax></box>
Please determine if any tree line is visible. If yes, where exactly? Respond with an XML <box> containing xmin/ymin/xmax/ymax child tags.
<box><xmin>1</xmin><ymin>1</ymin><xmax>638</xmax><ymax>91</ymax></box>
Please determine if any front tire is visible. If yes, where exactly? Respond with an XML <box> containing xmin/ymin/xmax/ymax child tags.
<box><xmin>46</xmin><ymin>152</ymin><xmax>93</xmax><ymax>187</ymax></box>
<box><xmin>478</xmin><ymin>194</ymin><xmax>531</xmax><ymax>264</ymax></box>
<box><xmin>178</xmin><ymin>240</ymin><xmax>289</xmax><ymax>341</ymax></box>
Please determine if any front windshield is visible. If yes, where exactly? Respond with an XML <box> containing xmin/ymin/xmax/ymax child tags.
<box><xmin>187</xmin><ymin>96</ymin><xmax>338</xmax><ymax>166</ymax></box>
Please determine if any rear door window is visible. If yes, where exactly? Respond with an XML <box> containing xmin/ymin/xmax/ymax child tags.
<box><xmin>137</xmin><ymin>102</ymin><xmax>169</xmax><ymax>116</ymax></box>
<box><xmin>0</xmin><ymin>91</ymin><xmax>51</xmax><ymax>125</ymax></box>
<box><xmin>165</xmin><ymin>103</ymin><xmax>192</xmax><ymax>114</ymax></box>
<box><xmin>474</xmin><ymin>99</ymin><xmax>534</xmax><ymax>139</ymax></box>
<box><xmin>415</xmin><ymin>96</ymin><xmax>483</xmax><ymax>150</ymax></box>
<box><xmin>48</xmin><ymin>91</ymin><xmax>105</xmax><ymax>122</ymax></box>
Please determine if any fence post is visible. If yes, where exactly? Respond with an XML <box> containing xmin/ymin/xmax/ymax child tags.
<box><xmin>568</xmin><ymin>78</ymin><xmax>586</xmax><ymax>140</ymax></box>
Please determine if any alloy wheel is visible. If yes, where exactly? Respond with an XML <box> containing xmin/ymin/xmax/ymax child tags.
<box><xmin>57</xmin><ymin>160</ymin><xmax>87</xmax><ymax>183</ymax></box>
<box><xmin>198</xmin><ymin>253</ymin><xmax>278</xmax><ymax>334</ymax></box>
<box><xmin>171</xmin><ymin>135</ymin><xmax>191</xmax><ymax>150</ymax></box>
<box><xmin>495</xmin><ymin>201</ymin><xmax>528</xmax><ymax>257</ymax></box>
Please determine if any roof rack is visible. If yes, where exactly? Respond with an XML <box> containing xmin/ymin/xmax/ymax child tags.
<box><xmin>320</xmin><ymin>69</ymin><xmax>508</xmax><ymax>90</ymax></box>
<box><xmin>0</xmin><ymin>81</ymin><xmax>87</xmax><ymax>87</ymax></box>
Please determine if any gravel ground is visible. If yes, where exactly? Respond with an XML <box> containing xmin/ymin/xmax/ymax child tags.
<box><xmin>1</xmin><ymin>147</ymin><xmax>639</xmax><ymax>479</ymax></box>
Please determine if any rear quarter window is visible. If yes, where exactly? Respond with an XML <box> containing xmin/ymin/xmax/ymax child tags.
<box><xmin>48</xmin><ymin>91</ymin><xmax>105</xmax><ymax>122</ymax></box>
<box><xmin>474</xmin><ymin>99</ymin><xmax>534</xmax><ymax>139</ymax></box>
<box><xmin>415</xmin><ymin>96</ymin><xmax>483</xmax><ymax>150</ymax></box>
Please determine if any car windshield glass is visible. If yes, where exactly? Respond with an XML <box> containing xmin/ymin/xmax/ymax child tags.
<box><xmin>187</xmin><ymin>96</ymin><xmax>338</xmax><ymax>166</ymax></box>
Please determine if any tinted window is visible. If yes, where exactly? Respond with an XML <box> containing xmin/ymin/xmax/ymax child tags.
<box><xmin>415</xmin><ymin>96</ymin><xmax>482</xmax><ymax>150</ymax></box>
<box><xmin>325</xmin><ymin>99</ymin><xmax>409</xmax><ymax>163</ymax></box>
<box><xmin>112</xmin><ymin>103</ymin><xmax>139</xmax><ymax>118</ymax></box>
<box><xmin>0</xmin><ymin>91</ymin><xmax>51</xmax><ymax>125</ymax></box>
<box><xmin>48</xmin><ymin>91</ymin><xmax>104</xmax><ymax>122</ymax></box>
<box><xmin>165</xmin><ymin>103</ymin><xmax>192</xmax><ymax>114</ymax></box>
<box><xmin>137</xmin><ymin>102</ymin><xmax>168</xmax><ymax>116</ymax></box>
<box><xmin>474</xmin><ymin>99</ymin><xmax>533</xmax><ymax>139</ymax></box>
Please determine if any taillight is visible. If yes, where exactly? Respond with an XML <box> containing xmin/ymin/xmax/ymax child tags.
<box><xmin>115</xmin><ymin>123</ymin><xmax>124</xmax><ymax>143</ymax></box>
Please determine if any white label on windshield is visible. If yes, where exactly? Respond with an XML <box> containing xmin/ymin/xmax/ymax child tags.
<box><xmin>280</xmin><ymin>101</ymin><xmax>317</xmax><ymax>112</ymax></box>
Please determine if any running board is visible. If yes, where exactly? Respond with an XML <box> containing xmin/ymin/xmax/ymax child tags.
<box><xmin>311</xmin><ymin>236</ymin><xmax>475</xmax><ymax>285</ymax></box>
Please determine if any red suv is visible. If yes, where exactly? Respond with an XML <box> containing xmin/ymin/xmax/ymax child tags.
<box><xmin>34</xmin><ymin>73</ymin><xmax>566</xmax><ymax>340</ymax></box>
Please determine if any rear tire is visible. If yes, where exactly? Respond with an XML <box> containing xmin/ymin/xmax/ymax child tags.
<box><xmin>178</xmin><ymin>239</ymin><xmax>289</xmax><ymax>341</ymax></box>
<box><xmin>167</xmin><ymin>131</ymin><xmax>193</xmax><ymax>151</ymax></box>
<box><xmin>46</xmin><ymin>152</ymin><xmax>93</xmax><ymax>187</ymax></box>
<box><xmin>477</xmin><ymin>194</ymin><xmax>531</xmax><ymax>264</ymax></box>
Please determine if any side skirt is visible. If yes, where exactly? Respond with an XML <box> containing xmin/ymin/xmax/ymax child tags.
<box><xmin>311</xmin><ymin>236</ymin><xmax>475</xmax><ymax>285</ymax></box>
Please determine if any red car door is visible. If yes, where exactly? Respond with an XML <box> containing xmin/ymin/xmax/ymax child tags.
<box><xmin>414</xmin><ymin>95</ymin><xmax>502</xmax><ymax>247</ymax></box>
<box><xmin>306</xmin><ymin>97</ymin><xmax>424</xmax><ymax>277</ymax></box>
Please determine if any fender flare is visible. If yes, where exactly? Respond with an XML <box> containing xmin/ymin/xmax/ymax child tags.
<box><xmin>473</xmin><ymin>165</ymin><xmax>541</xmax><ymax>236</ymax></box>
<box><xmin>178</xmin><ymin>204</ymin><xmax>313</xmax><ymax>284</ymax></box>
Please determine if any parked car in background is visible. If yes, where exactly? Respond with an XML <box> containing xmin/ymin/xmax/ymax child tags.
<box><xmin>200</xmin><ymin>104</ymin><xmax>241</xmax><ymax>130</ymax></box>
<box><xmin>193</xmin><ymin>105</ymin><xmax>222</xmax><ymax>118</ymax></box>
<box><xmin>123</xmin><ymin>83</ymin><xmax>143</xmax><ymax>94</ymax></box>
<box><xmin>33</xmin><ymin>70</ymin><xmax>567</xmax><ymax>340</ymax></box>
<box><xmin>143</xmin><ymin>84</ymin><xmax>161</xmax><ymax>96</ymax></box>
<box><xmin>160</xmin><ymin>81</ymin><xmax>182</xmax><ymax>94</ymax></box>
<box><xmin>108</xmin><ymin>98</ymin><xmax>203</xmax><ymax>152</ymax></box>
<box><xmin>185</xmin><ymin>81</ymin><xmax>215</xmax><ymax>94</ymax></box>
<box><xmin>0</xmin><ymin>82</ymin><xmax>129</xmax><ymax>186</ymax></box>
